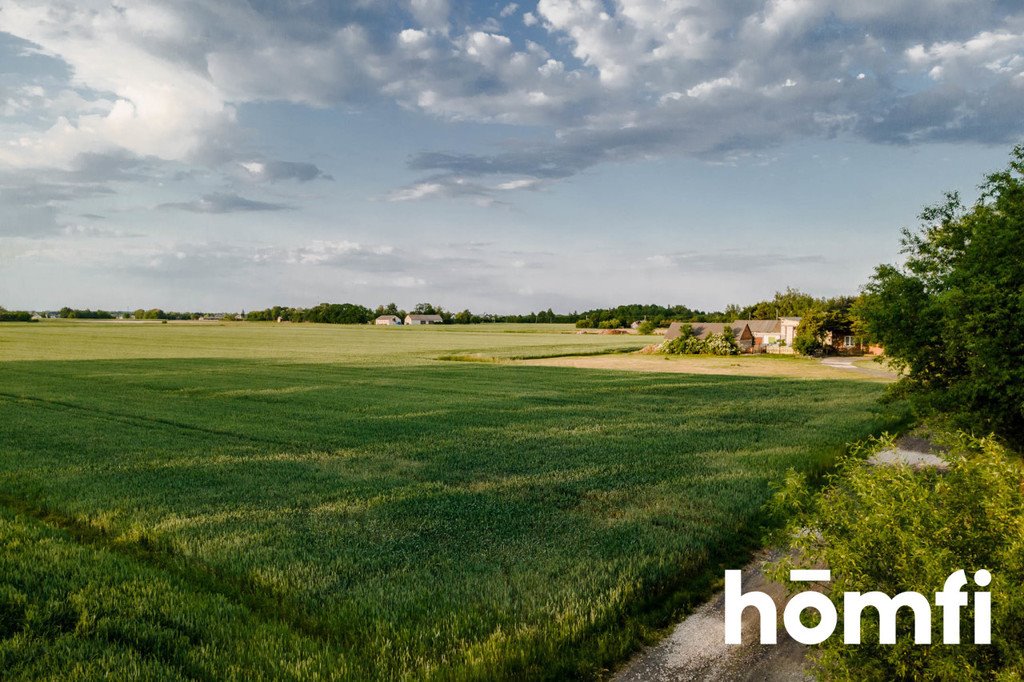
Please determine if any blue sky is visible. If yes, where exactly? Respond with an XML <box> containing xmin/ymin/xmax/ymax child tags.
<box><xmin>1</xmin><ymin>1</ymin><xmax>1022</xmax><ymax>313</ymax></box>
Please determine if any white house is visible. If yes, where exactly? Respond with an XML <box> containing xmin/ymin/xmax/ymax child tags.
<box><xmin>404</xmin><ymin>314</ymin><xmax>443</xmax><ymax>325</ymax></box>
<box><xmin>375</xmin><ymin>315</ymin><xmax>402</xmax><ymax>325</ymax></box>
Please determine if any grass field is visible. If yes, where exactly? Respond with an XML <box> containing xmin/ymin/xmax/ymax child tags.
<box><xmin>0</xmin><ymin>321</ymin><xmax>900</xmax><ymax>679</ymax></box>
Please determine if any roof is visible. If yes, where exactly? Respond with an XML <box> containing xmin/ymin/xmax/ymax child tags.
<box><xmin>664</xmin><ymin>322</ymin><xmax>752</xmax><ymax>341</ymax></box>
<box><xmin>734</xmin><ymin>319</ymin><xmax>782</xmax><ymax>334</ymax></box>
<box><xmin>405</xmin><ymin>314</ymin><xmax>444</xmax><ymax>322</ymax></box>
<box><xmin>375</xmin><ymin>315</ymin><xmax>401</xmax><ymax>321</ymax></box>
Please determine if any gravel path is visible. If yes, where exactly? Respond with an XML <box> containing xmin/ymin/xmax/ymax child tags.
<box><xmin>614</xmin><ymin>552</ymin><xmax>811</xmax><ymax>682</ymax></box>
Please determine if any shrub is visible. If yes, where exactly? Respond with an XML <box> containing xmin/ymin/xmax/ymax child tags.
<box><xmin>575</xmin><ymin>318</ymin><xmax>594</xmax><ymax>329</ymax></box>
<box><xmin>0</xmin><ymin>309</ymin><xmax>33</xmax><ymax>322</ymax></box>
<box><xmin>704</xmin><ymin>331</ymin><xmax>739</xmax><ymax>356</ymax></box>
<box><xmin>637</xmin><ymin>320</ymin><xmax>656</xmax><ymax>335</ymax></box>
<box><xmin>770</xmin><ymin>433</ymin><xmax>1024</xmax><ymax>680</ymax></box>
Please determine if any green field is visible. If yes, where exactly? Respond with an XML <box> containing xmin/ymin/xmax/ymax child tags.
<box><xmin>0</xmin><ymin>321</ymin><xmax>897</xmax><ymax>679</ymax></box>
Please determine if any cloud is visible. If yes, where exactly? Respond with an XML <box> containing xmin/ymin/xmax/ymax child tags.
<box><xmin>645</xmin><ymin>250</ymin><xmax>829</xmax><ymax>272</ymax></box>
<box><xmin>238</xmin><ymin>159</ymin><xmax>332</xmax><ymax>183</ymax></box>
<box><xmin>159</xmin><ymin>193</ymin><xmax>292</xmax><ymax>213</ymax></box>
<box><xmin>0</xmin><ymin>0</ymin><xmax>1021</xmax><ymax>209</ymax></box>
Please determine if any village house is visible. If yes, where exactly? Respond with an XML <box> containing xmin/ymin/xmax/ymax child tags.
<box><xmin>664</xmin><ymin>322</ymin><xmax>755</xmax><ymax>350</ymax></box>
<box><xmin>375</xmin><ymin>315</ymin><xmax>402</xmax><ymax>325</ymax></box>
<box><xmin>404</xmin><ymin>314</ymin><xmax>444</xmax><ymax>325</ymax></box>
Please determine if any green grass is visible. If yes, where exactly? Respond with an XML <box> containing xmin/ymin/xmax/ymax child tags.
<box><xmin>0</xmin><ymin>322</ymin><xmax>898</xmax><ymax>679</ymax></box>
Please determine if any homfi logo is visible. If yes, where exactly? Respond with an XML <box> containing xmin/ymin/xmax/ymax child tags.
<box><xmin>725</xmin><ymin>569</ymin><xmax>991</xmax><ymax>645</ymax></box>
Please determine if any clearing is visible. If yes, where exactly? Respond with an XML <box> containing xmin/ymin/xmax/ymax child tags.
<box><xmin>520</xmin><ymin>352</ymin><xmax>896</xmax><ymax>381</ymax></box>
<box><xmin>0</xmin><ymin>321</ymin><xmax>898</xmax><ymax>679</ymax></box>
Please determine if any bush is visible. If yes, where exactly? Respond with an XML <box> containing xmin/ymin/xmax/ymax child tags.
<box><xmin>598</xmin><ymin>318</ymin><xmax>621</xmax><ymax>330</ymax></box>
<box><xmin>637</xmin><ymin>320</ymin><xmax>656</xmax><ymax>335</ymax></box>
<box><xmin>705</xmin><ymin>331</ymin><xmax>740</xmax><ymax>356</ymax></box>
<box><xmin>661</xmin><ymin>327</ymin><xmax>739</xmax><ymax>355</ymax></box>
<box><xmin>0</xmin><ymin>309</ymin><xmax>33</xmax><ymax>322</ymax></box>
<box><xmin>770</xmin><ymin>433</ymin><xmax>1024</xmax><ymax>680</ymax></box>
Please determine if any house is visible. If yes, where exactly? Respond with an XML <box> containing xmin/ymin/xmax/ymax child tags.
<box><xmin>733</xmin><ymin>319</ymin><xmax>782</xmax><ymax>346</ymax></box>
<box><xmin>404</xmin><ymin>314</ymin><xmax>443</xmax><ymax>325</ymax></box>
<box><xmin>664</xmin><ymin>322</ymin><xmax>755</xmax><ymax>350</ymax></box>
<box><xmin>30</xmin><ymin>313</ymin><xmax>42</xmax><ymax>321</ymax></box>
<box><xmin>822</xmin><ymin>331</ymin><xmax>883</xmax><ymax>356</ymax></box>
<box><xmin>375</xmin><ymin>315</ymin><xmax>402</xmax><ymax>326</ymax></box>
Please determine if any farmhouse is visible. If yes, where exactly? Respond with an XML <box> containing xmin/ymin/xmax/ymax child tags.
<box><xmin>375</xmin><ymin>315</ymin><xmax>402</xmax><ymax>325</ymax></box>
<box><xmin>404</xmin><ymin>314</ymin><xmax>444</xmax><ymax>325</ymax></box>
<box><xmin>664</xmin><ymin>322</ymin><xmax>755</xmax><ymax>350</ymax></box>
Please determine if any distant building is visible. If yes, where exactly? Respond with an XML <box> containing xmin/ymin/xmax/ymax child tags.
<box><xmin>375</xmin><ymin>315</ymin><xmax>402</xmax><ymax>326</ymax></box>
<box><xmin>30</xmin><ymin>313</ymin><xmax>42</xmax><ymax>321</ymax></box>
<box><xmin>404</xmin><ymin>314</ymin><xmax>444</xmax><ymax>325</ymax></box>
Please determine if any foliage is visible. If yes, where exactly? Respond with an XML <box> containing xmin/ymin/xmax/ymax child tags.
<box><xmin>373</xmin><ymin>302</ymin><xmax>406</xmax><ymax>320</ymax></box>
<box><xmin>58</xmin><ymin>307</ymin><xmax>115</xmax><ymax>319</ymax></box>
<box><xmin>636</xmin><ymin>320</ymin><xmax>656</xmax><ymax>335</ymax></box>
<box><xmin>661</xmin><ymin>326</ymin><xmax>739</xmax><ymax>355</ymax></box>
<box><xmin>735</xmin><ymin>288</ymin><xmax>821</xmax><ymax>320</ymax></box>
<box><xmin>705</xmin><ymin>330</ymin><xmax>740</xmax><ymax>356</ymax></box>
<box><xmin>0</xmin><ymin>323</ymin><xmax>894</xmax><ymax>678</ymax></box>
<box><xmin>246</xmin><ymin>303</ymin><xmax>373</xmax><ymax>324</ymax></box>
<box><xmin>794</xmin><ymin>309</ymin><xmax>827</xmax><ymax>355</ymax></box>
<box><xmin>575</xmin><ymin>318</ymin><xmax>595</xmax><ymax>328</ymax></box>
<box><xmin>0</xmin><ymin>308</ymin><xmax>33</xmax><ymax>322</ymax></box>
<box><xmin>770</xmin><ymin>433</ymin><xmax>1024</xmax><ymax>680</ymax></box>
<box><xmin>855</xmin><ymin>146</ymin><xmax>1024</xmax><ymax>447</ymax></box>
<box><xmin>598</xmin><ymin>318</ymin><xmax>622</xmax><ymax>329</ymax></box>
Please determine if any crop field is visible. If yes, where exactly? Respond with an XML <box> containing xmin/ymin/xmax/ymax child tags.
<box><xmin>0</xmin><ymin>321</ymin><xmax>898</xmax><ymax>679</ymax></box>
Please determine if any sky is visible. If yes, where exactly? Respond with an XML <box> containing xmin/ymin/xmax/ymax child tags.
<box><xmin>0</xmin><ymin>1</ymin><xmax>1022</xmax><ymax>314</ymax></box>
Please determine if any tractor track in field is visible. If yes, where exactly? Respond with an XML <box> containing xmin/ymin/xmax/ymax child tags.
<box><xmin>0</xmin><ymin>390</ymin><xmax>302</xmax><ymax>449</ymax></box>
<box><xmin>0</xmin><ymin>490</ymin><xmax>353</xmax><ymax>654</ymax></box>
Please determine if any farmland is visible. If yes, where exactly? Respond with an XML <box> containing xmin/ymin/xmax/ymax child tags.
<box><xmin>0</xmin><ymin>321</ymin><xmax>898</xmax><ymax>679</ymax></box>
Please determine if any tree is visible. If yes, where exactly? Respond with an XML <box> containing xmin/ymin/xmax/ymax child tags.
<box><xmin>855</xmin><ymin>146</ymin><xmax>1024</xmax><ymax>447</ymax></box>
<box><xmin>637</xmin><ymin>320</ymin><xmax>656</xmax><ymax>335</ymax></box>
<box><xmin>413</xmin><ymin>302</ymin><xmax>437</xmax><ymax>315</ymax></box>
<box><xmin>742</xmin><ymin>288</ymin><xmax>819</xmax><ymax>319</ymax></box>
<box><xmin>793</xmin><ymin>309</ymin><xmax>827</xmax><ymax>355</ymax></box>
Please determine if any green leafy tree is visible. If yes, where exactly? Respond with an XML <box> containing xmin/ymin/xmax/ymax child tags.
<box><xmin>413</xmin><ymin>302</ymin><xmax>437</xmax><ymax>315</ymax></box>
<box><xmin>855</xmin><ymin>146</ymin><xmax>1024</xmax><ymax>446</ymax></box>
<box><xmin>637</xmin><ymin>320</ymin><xmax>656</xmax><ymax>335</ymax></box>
<box><xmin>742</xmin><ymin>288</ymin><xmax>820</xmax><ymax>319</ymax></box>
